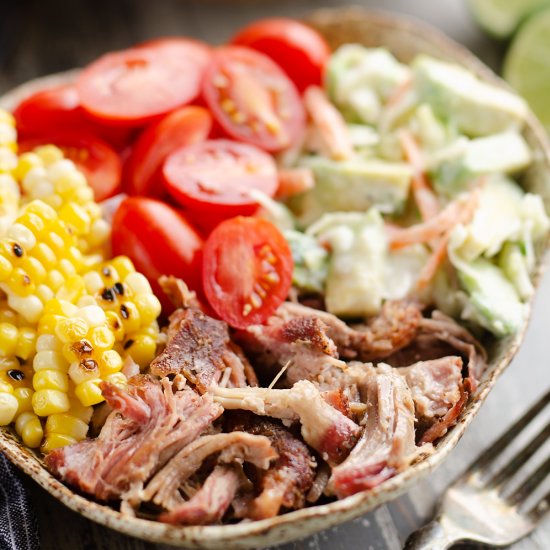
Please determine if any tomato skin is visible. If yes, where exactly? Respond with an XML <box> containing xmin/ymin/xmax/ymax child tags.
<box><xmin>202</xmin><ymin>46</ymin><xmax>305</xmax><ymax>152</ymax></box>
<box><xmin>135</xmin><ymin>37</ymin><xmax>212</xmax><ymax>72</ymax></box>
<box><xmin>163</xmin><ymin>139</ymin><xmax>278</xmax><ymax>219</ymax></box>
<box><xmin>231</xmin><ymin>18</ymin><xmax>330</xmax><ymax>93</ymax></box>
<box><xmin>78</xmin><ymin>47</ymin><xmax>202</xmax><ymax>127</ymax></box>
<box><xmin>13</xmin><ymin>85</ymin><xmax>133</xmax><ymax>149</ymax></box>
<box><xmin>18</xmin><ymin>133</ymin><xmax>122</xmax><ymax>202</ymax></box>
<box><xmin>111</xmin><ymin>197</ymin><xmax>204</xmax><ymax>311</ymax></box>
<box><xmin>202</xmin><ymin>216</ymin><xmax>293</xmax><ymax>328</ymax></box>
<box><xmin>124</xmin><ymin>106</ymin><xmax>212</xmax><ymax>198</ymax></box>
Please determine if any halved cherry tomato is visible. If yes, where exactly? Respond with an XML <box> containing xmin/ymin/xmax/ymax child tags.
<box><xmin>124</xmin><ymin>106</ymin><xmax>212</xmax><ymax>197</ymax></box>
<box><xmin>135</xmin><ymin>37</ymin><xmax>212</xmax><ymax>73</ymax></box>
<box><xmin>111</xmin><ymin>197</ymin><xmax>204</xmax><ymax>311</ymax></box>
<box><xmin>202</xmin><ymin>216</ymin><xmax>293</xmax><ymax>328</ymax></box>
<box><xmin>13</xmin><ymin>85</ymin><xmax>133</xmax><ymax>149</ymax></box>
<box><xmin>19</xmin><ymin>133</ymin><xmax>122</xmax><ymax>202</ymax></box>
<box><xmin>231</xmin><ymin>18</ymin><xmax>330</xmax><ymax>93</ymax></box>
<box><xmin>202</xmin><ymin>46</ymin><xmax>305</xmax><ymax>152</ymax></box>
<box><xmin>78</xmin><ymin>47</ymin><xmax>202</xmax><ymax>127</ymax></box>
<box><xmin>163</xmin><ymin>139</ymin><xmax>277</xmax><ymax>220</ymax></box>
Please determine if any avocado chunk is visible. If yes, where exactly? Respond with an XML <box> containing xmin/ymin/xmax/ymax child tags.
<box><xmin>413</xmin><ymin>55</ymin><xmax>528</xmax><ymax>136</ymax></box>
<box><xmin>292</xmin><ymin>156</ymin><xmax>412</xmax><ymax>226</ymax></box>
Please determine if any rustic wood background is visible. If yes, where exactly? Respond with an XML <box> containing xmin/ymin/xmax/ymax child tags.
<box><xmin>1</xmin><ymin>0</ymin><xmax>549</xmax><ymax>549</ymax></box>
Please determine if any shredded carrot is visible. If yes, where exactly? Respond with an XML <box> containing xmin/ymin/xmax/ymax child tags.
<box><xmin>386</xmin><ymin>77</ymin><xmax>412</xmax><ymax>109</ymax></box>
<box><xmin>398</xmin><ymin>129</ymin><xmax>440</xmax><ymax>221</ymax></box>
<box><xmin>304</xmin><ymin>86</ymin><xmax>354</xmax><ymax>161</ymax></box>
<box><xmin>276</xmin><ymin>168</ymin><xmax>315</xmax><ymax>198</ymax></box>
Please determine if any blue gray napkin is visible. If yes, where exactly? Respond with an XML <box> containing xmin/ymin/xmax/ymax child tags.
<box><xmin>0</xmin><ymin>454</ymin><xmax>39</xmax><ymax>550</ymax></box>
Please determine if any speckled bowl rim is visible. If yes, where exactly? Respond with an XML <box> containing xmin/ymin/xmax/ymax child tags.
<box><xmin>1</xmin><ymin>7</ymin><xmax>549</xmax><ymax>549</ymax></box>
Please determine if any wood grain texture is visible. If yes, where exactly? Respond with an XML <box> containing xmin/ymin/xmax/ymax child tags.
<box><xmin>0</xmin><ymin>0</ymin><xmax>548</xmax><ymax>549</ymax></box>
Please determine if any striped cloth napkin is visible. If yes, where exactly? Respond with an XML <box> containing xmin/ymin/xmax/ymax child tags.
<box><xmin>0</xmin><ymin>454</ymin><xmax>39</xmax><ymax>550</ymax></box>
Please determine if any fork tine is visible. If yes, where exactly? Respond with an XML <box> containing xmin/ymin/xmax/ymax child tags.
<box><xmin>506</xmin><ymin>455</ymin><xmax>550</xmax><ymax>506</ymax></box>
<box><xmin>487</xmin><ymin>420</ymin><xmax>550</xmax><ymax>489</ymax></box>
<box><xmin>529</xmin><ymin>490</ymin><xmax>550</xmax><ymax>522</ymax></box>
<box><xmin>469</xmin><ymin>389</ymin><xmax>550</xmax><ymax>475</ymax></box>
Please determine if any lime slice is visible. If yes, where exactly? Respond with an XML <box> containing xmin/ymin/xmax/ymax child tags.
<box><xmin>468</xmin><ymin>0</ymin><xmax>549</xmax><ymax>39</ymax></box>
<box><xmin>503</xmin><ymin>6</ymin><xmax>550</xmax><ymax>129</ymax></box>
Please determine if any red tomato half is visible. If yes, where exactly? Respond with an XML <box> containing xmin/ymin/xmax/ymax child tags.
<box><xmin>78</xmin><ymin>47</ymin><xmax>202</xmax><ymax>127</ymax></box>
<box><xmin>111</xmin><ymin>197</ymin><xmax>204</xmax><ymax>310</ymax></box>
<box><xmin>202</xmin><ymin>46</ymin><xmax>305</xmax><ymax>152</ymax></box>
<box><xmin>202</xmin><ymin>217</ymin><xmax>293</xmax><ymax>328</ymax></box>
<box><xmin>19</xmin><ymin>133</ymin><xmax>122</xmax><ymax>202</ymax></box>
<box><xmin>124</xmin><ymin>106</ymin><xmax>212</xmax><ymax>197</ymax></box>
<box><xmin>231</xmin><ymin>18</ymin><xmax>330</xmax><ymax>93</ymax></box>
<box><xmin>163</xmin><ymin>139</ymin><xmax>277</xmax><ymax>219</ymax></box>
<box><xmin>13</xmin><ymin>85</ymin><xmax>132</xmax><ymax>149</ymax></box>
<box><xmin>135</xmin><ymin>37</ymin><xmax>212</xmax><ymax>73</ymax></box>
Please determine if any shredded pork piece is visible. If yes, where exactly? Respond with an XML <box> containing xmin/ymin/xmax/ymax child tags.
<box><xmin>214</xmin><ymin>380</ymin><xmax>360</xmax><ymax>465</ymax></box>
<box><xmin>159</xmin><ymin>275</ymin><xmax>201</xmax><ymax>310</ymax></box>
<box><xmin>45</xmin><ymin>376</ymin><xmax>222</xmax><ymax>508</ymax></box>
<box><xmin>143</xmin><ymin>432</ymin><xmax>277</xmax><ymax>511</ymax></box>
<box><xmin>226</xmin><ymin>412</ymin><xmax>316</xmax><ymax>519</ymax></box>
<box><xmin>328</xmin><ymin>364</ymin><xmax>418</xmax><ymax>498</ymax></box>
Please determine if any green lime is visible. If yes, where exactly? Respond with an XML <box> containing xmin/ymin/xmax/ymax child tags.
<box><xmin>503</xmin><ymin>6</ymin><xmax>550</xmax><ymax>129</ymax></box>
<box><xmin>468</xmin><ymin>0</ymin><xmax>549</xmax><ymax>39</ymax></box>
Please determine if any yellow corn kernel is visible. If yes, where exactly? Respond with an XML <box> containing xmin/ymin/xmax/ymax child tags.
<box><xmin>7</xmin><ymin>294</ymin><xmax>43</xmax><ymax>325</ymax></box>
<box><xmin>118</xmin><ymin>302</ymin><xmax>140</xmax><ymax>334</ymax></box>
<box><xmin>37</xmin><ymin>313</ymin><xmax>63</xmax><ymax>335</ymax></box>
<box><xmin>41</xmin><ymin>432</ymin><xmax>77</xmax><ymax>453</ymax></box>
<box><xmin>14</xmin><ymin>387</ymin><xmax>33</xmax><ymax>414</ymax></box>
<box><xmin>0</xmin><ymin>322</ymin><xmax>18</xmax><ymax>356</ymax></box>
<box><xmin>33</xmin><ymin>350</ymin><xmax>67</xmax><ymax>372</ymax></box>
<box><xmin>0</xmin><ymin>378</ymin><xmax>13</xmax><ymax>394</ymax></box>
<box><xmin>15</xmin><ymin>327</ymin><xmax>37</xmax><ymax>360</ymax></box>
<box><xmin>35</xmin><ymin>284</ymin><xmax>54</xmax><ymax>305</ymax></box>
<box><xmin>78</xmin><ymin>305</ymin><xmax>106</xmax><ymax>329</ymax></box>
<box><xmin>0</xmin><ymin>392</ymin><xmax>19</xmax><ymax>425</ymax></box>
<box><xmin>67</xmin><ymin>396</ymin><xmax>93</xmax><ymax>424</ymax></box>
<box><xmin>123</xmin><ymin>334</ymin><xmax>156</xmax><ymax>369</ymax></box>
<box><xmin>0</xmin><ymin>364</ymin><xmax>33</xmax><ymax>389</ymax></box>
<box><xmin>98</xmin><ymin>349</ymin><xmax>122</xmax><ymax>376</ymax></box>
<box><xmin>23</xmin><ymin>200</ymin><xmax>57</xmax><ymax>225</ymax></box>
<box><xmin>0</xmin><ymin>110</ymin><xmax>15</xmax><ymax>126</ymax></box>
<box><xmin>56</xmin><ymin>276</ymin><xmax>86</xmax><ymax>304</ymax></box>
<box><xmin>109</xmin><ymin>256</ymin><xmax>135</xmax><ymax>280</ymax></box>
<box><xmin>15</xmin><ymin>412</ymin><xmax>43</xmax><ymax>448</ymax></box>
<box><xmin>0</xmin><ymin>356</ymin><xmax>20</xmax><ymax>372</ymax></box>
<box><xmin>55</xmin><ymin>316</ymin><xmax>88</xmax><ymax>343</ymax></box>
<box><xmin>106</xmin><ymin>311</ymin><xmax>124</xmax><ymax>341</ymax></box>
<box><xmin>46</xmin><ymin>270</ymin><xmax>65</xmax><ymax>291</ymax></box>
<box><xmin>133</xmin><ymin>294</ymin><xmax>161</xmax><ymax>326</ymax></box>
<box><xmin>74</xmin><ymin>379</ymin><xmax>104</xmax><ymax>407</ymax></box>
<box><xmin>0</xmin><ymin>307</ymin><xmax>17</xmax><ymax>326</ymax></box>
<box><xmin>43</xmin><ymin>298</ymin><xmax>77</xmax><ymax>317</ymax></box>
<box><xmin>0</xmin><ymin>148</ymin><xmax>18</xmax><ymax>172</ymax></box>
<box><xmin>32</xmin><ymin>389</ymin><xmax>70</xmax><ymax>416</ymax></box>
<box><xmin>7</xmin><ymin>223</ymin><xmax>36</xmax><ymax>251</ymax></box>
<box><xmin>68</xmin><ymin>359</ymin><xmax>100</xmax><ymax>385</ymax></box>
<box><xmin>32</xmin><ymin>242</ymin><xmax>56</xmax><ymax>271</ymax></box>
<box><xmin>58</xmin><ymin>258</ymin><xmax>77</xmax><ymax>278</ymax></box>
<box><xmin>88</xmin><ymin>219</ymin><xmax>110</xmax><ymax>248</ymax></box>
<box><xmin>33</xmin><ymin>369</ymin><xmax>69</xmax><ymax>392</ymax></box>
<box><xmin>14</xmin><ymin>152</ymin><xmax>42</xmax><ymax>181</ymax></box>
<box><xmin>59</xmin><ymin>203</ymin><xmax>91</xmax><ymax>236</ymax></box>
<box><xmin>45</xmin><ymin>413</ymin><xmax>88</xmax><ymax>440</ymax></box>
<box><xmin>124</xmin><ymin>272</ymin><xmax>151</xmax><ymax>295</ymax></box>
<box><xmin>34</xmin><ymin>145</ymin><xmax>64</xmax><ymax>166</ymax></box>
<box><xmin>6</xmin><ymin>267</ymin><xmax>36</xmax><ymax>297</ymax></box>
<box><xmin>104</xmin><ymin>372</ymin><xmax>126</xmax><ymax>388</ymax></box>
<box><xmin>35</xmin><ymin>334</ymin><xmax>61</xmax><ymax>352</ymax></box>
<box><xmin>0</xmin><ymin>255</ymin><xmax>13</xmax><ymax>281</ymax></box>
<box><xmin>20</xmin><ymin>256</ymin><xmax>46</xmax><ymax>284</ymax></box>
<box><xmin>83</xmin><ymin>271</ymin><xmax>103</xmax><ymax>295</ymax></box>
<box><xmin>88</xmin><ymin>326</ymin><xmax>115</xmax><ymax>351</ymax></box>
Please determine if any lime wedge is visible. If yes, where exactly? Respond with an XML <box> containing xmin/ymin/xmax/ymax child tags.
<box><xmin>468</xmin><ymin>0</ymin><xmax>549</xmax><ymax>39</ymax></box>
<box><xmin>503</xmin><ymin>6</ymin><xmax>550</xmax><ymax>129</ymax></box>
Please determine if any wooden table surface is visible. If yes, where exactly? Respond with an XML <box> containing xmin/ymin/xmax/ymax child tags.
<box><xmin>1</xmin><ymin>0</ymin><xmax>549</xmax><ymax>548</ymax></box>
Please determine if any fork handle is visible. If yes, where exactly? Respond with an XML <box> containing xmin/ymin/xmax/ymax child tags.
<box><xmin>404</xmin><ymin>518</ymin><xmax>458</xmax><ymax>550</ymax></box>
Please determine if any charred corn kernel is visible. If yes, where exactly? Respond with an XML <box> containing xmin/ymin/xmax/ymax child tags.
<box><xmin>45</xmin><ymin>413</ymin><xmax>88</xmax><ymax>441</ymax></box>
<box><xmin>68</xmin><ymin>359</ymin><xmax>100</xmax><ymax>385</ymax></box>
<box><xmin>34</xmin><ymin>145</ymin><xmax>63</xmax><ymax>166</ymax></box>
<box><xmin>88</xmin><ymin>326</ymin><xmax>115</xmax><ymax>350</ymax></box>
<box><xmin>0</xmin><ymin>322</ymin><xmax>18</xmax><ymax>356</ymax></box>
<box><xmin>14</xmin><ymin>387</ymin><xmax>33</xmax><ymax>414</ymax></box>
<box><xmin>15</xmin><ymin>412</ymin><xmax>43</xmax><ymax>448</ymax></box>
<box><xmin>1</xmin><ymin>364</ymin><xmax>33</xmax><ymax>389</ymax></box>
<box><xmin>8</xmin><ymin>294</ymin><xmax>43</xmax><ymax>324</ymax></box>
<box><xmin>55</xmin><ymin>316</ymin><xmax>88</xmax><ymax>343</ymax></box>
<box><xmin>74</xmin><ymin>378</ymin><xmax>104</xmax><ymax>407</ymax></box>
<box><xmin>33</xmin><ymin>369</ymin><xmax>69</xmax><ymax>392</ymax></box>
<box><xmin>118</xmin><ymin>302</ymin><xmax>140</xmax><ymax>334</ymax></box>
<box><xmin>14</xmin><ymin>152</ymin><xmax>42</xmax><ymax>181</ymax></box>
<box><xmin>15</xmin><ymin>327</ymin><xmax>37</xmax><ymax>360</ymax></box>
<box><xmin>33</xmin><ymin>350</ymin><xmax>66</xmax><ymax>372</ymax></box>
<box><xmin>62</xmin><ymin>339</ymin><xmax>93</xmax><ymax>363</ymax></box>
<box><xmin>0</xmin><ymin>392</ymin><xmax>18</xmax><ymax>425</ymax></box>
<box><xmin>134</xmin><ymin>294</ymin><xmax>161</xmax><ymax>326</ymax></box>
<box><xmin>32</xmin><ymin>389</ymin><xmax>69</xmax><ymax>416</ymax></box>
<box><xmin>59</xmin><ymin>203</ymin><xmax>90</xmax><ymax>236</ymax></box>
<box><xmin>98</xmin><ymin>349</ymin><xmax>122</xmax><ymax>376</ymax></box>
<box><xmin>67</xmin><ymin>396</ymin><xmax>93</xmax><ymax>424</ymax></box>
<box><xmin>41</xmin><ymin>432</ymin><xmax>76</xmax><ymax>453</ymax></box>
<box><xmin>99</xmin><ymin>265</ymin><xmax>119</xmax><ymax>285</ymax></box>
<box><xmin>104</xmin><ymin>372</ymin><xmax>126</xmax><ymax>388</ymax></box>
<box><xmin>123</xmin><ymin>334</ymin><xmax>156</xmax><ymax>369</ymax></box>
<box><xmin>106</xmin><ymin>311</ymin><xmax>124</xmax><ymax>341</ymax></box>
<box><xmin>37</xmin><ymin>313</ymin><xmax>63</xmax><ymax>335</ymax></box>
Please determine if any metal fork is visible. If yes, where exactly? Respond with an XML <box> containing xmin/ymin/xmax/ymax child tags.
<box><xmin>404</xmin><ymin>390</ymin><xmax>550</xmax><ymax>549</ymax></box>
